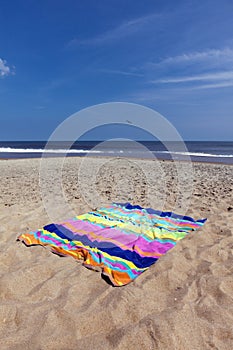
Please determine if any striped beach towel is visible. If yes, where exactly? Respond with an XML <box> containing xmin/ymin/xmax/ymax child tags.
<box><xmin>18</xmin><ymin>203</ymin><xmax>206</xmax><ymax>286</ymax></box>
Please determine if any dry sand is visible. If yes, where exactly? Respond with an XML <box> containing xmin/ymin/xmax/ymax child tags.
<box><xmin>0</xmin><ymin>156</ymin><xmax>232</xmax><ymax>350</ymax></box>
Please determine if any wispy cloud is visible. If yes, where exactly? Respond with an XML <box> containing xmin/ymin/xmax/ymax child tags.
<box><xmin>145</xmin><ymin>48</ymin><xmax>233</xmax><ymax>90</ymax></box>
<box><xmin>191</xmin><ymin>81</ymin><xmax>233</xmax><ymax>90</ymax></box>
<box><xmin>0</xmin><ymin>58</ymin><xmax>12</xmax><ymax>77</ymax></box>
<box><xmin>98</xmin><ymin>68</ymin><xmax>144</xmax><ymax>77</ymax></box>
<box><xmin>34</xmin><ymin>105</ymin><xmax>46</xmax><ymax>110</ymax></box>
<box><xmin>67</xmin><ymin>13</ymin><xmax>159</xmax><ymax>48</ymax></box>
<box><xmin>152</xmin><ymin>71</ymin><xmax>233</xmax><ymax>84</ymax></box>
<box><xmin>151</xmin><ymin>48</ymin><xmax>233</xmax><ymax>66</ymax></box>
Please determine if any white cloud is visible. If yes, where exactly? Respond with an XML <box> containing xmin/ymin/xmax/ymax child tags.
<box><xmin>147</xmin><ymin>48</ymin><xmax>233</xmax><ymax>90</ymax></box>
<box><xmin>0</xmin><ymin>58</ymin><xmax>11</xmax><ymax>77</ymax></box>
<box><xmin>155</xmin><ymin>48</ymin><xmax>233</xmax><ymax>66</ymax></box>
<box><xmin>191</xmin><ymin>81</ymin><xmax>233</xmax><ymax>90</ymax></box>
<box><xmin>152</xmin><ymin>71</ymin><xmax>233</xmax><ymax>84</ymax></box>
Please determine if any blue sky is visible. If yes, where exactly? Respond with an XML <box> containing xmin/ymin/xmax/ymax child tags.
<box><xmin>0</xmin><ymin>0</ymin><xmax>233</xmax><ymax>140</ymax></box>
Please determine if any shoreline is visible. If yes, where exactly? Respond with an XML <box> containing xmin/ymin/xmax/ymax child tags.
<box><xmin>1</xmin><ymin>154</ymin><xmax>233</xmax><ymax>166</ymax></box>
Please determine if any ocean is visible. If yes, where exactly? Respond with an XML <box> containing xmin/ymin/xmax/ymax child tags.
<box><xmin>0</xmin><ymin>141</ymin><xmax>233</xmax><ymax>164</ymax></box>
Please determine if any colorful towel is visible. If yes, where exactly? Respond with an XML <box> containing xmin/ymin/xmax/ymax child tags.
<box><xmin>18</xmin><ymin>203</ymin><xmax>206</xmax><ymax>286</ymax></box>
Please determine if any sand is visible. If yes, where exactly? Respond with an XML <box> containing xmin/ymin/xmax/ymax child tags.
<box><xmin>0</xmin><ymin>156</ymin><xmax>232</xmax><ymax>350</ymax></box>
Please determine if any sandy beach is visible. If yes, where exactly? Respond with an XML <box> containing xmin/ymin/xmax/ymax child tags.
<box><xmin>0</xmin><ymin>156</ymin><xmax>233</xmax><ymax>350</ymax></box>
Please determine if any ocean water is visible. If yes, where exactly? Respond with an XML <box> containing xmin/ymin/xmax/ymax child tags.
<box><xmin>0</xmin><ymin>141</ymin><xmax>233</xmax><ymax>164</ymax></box>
